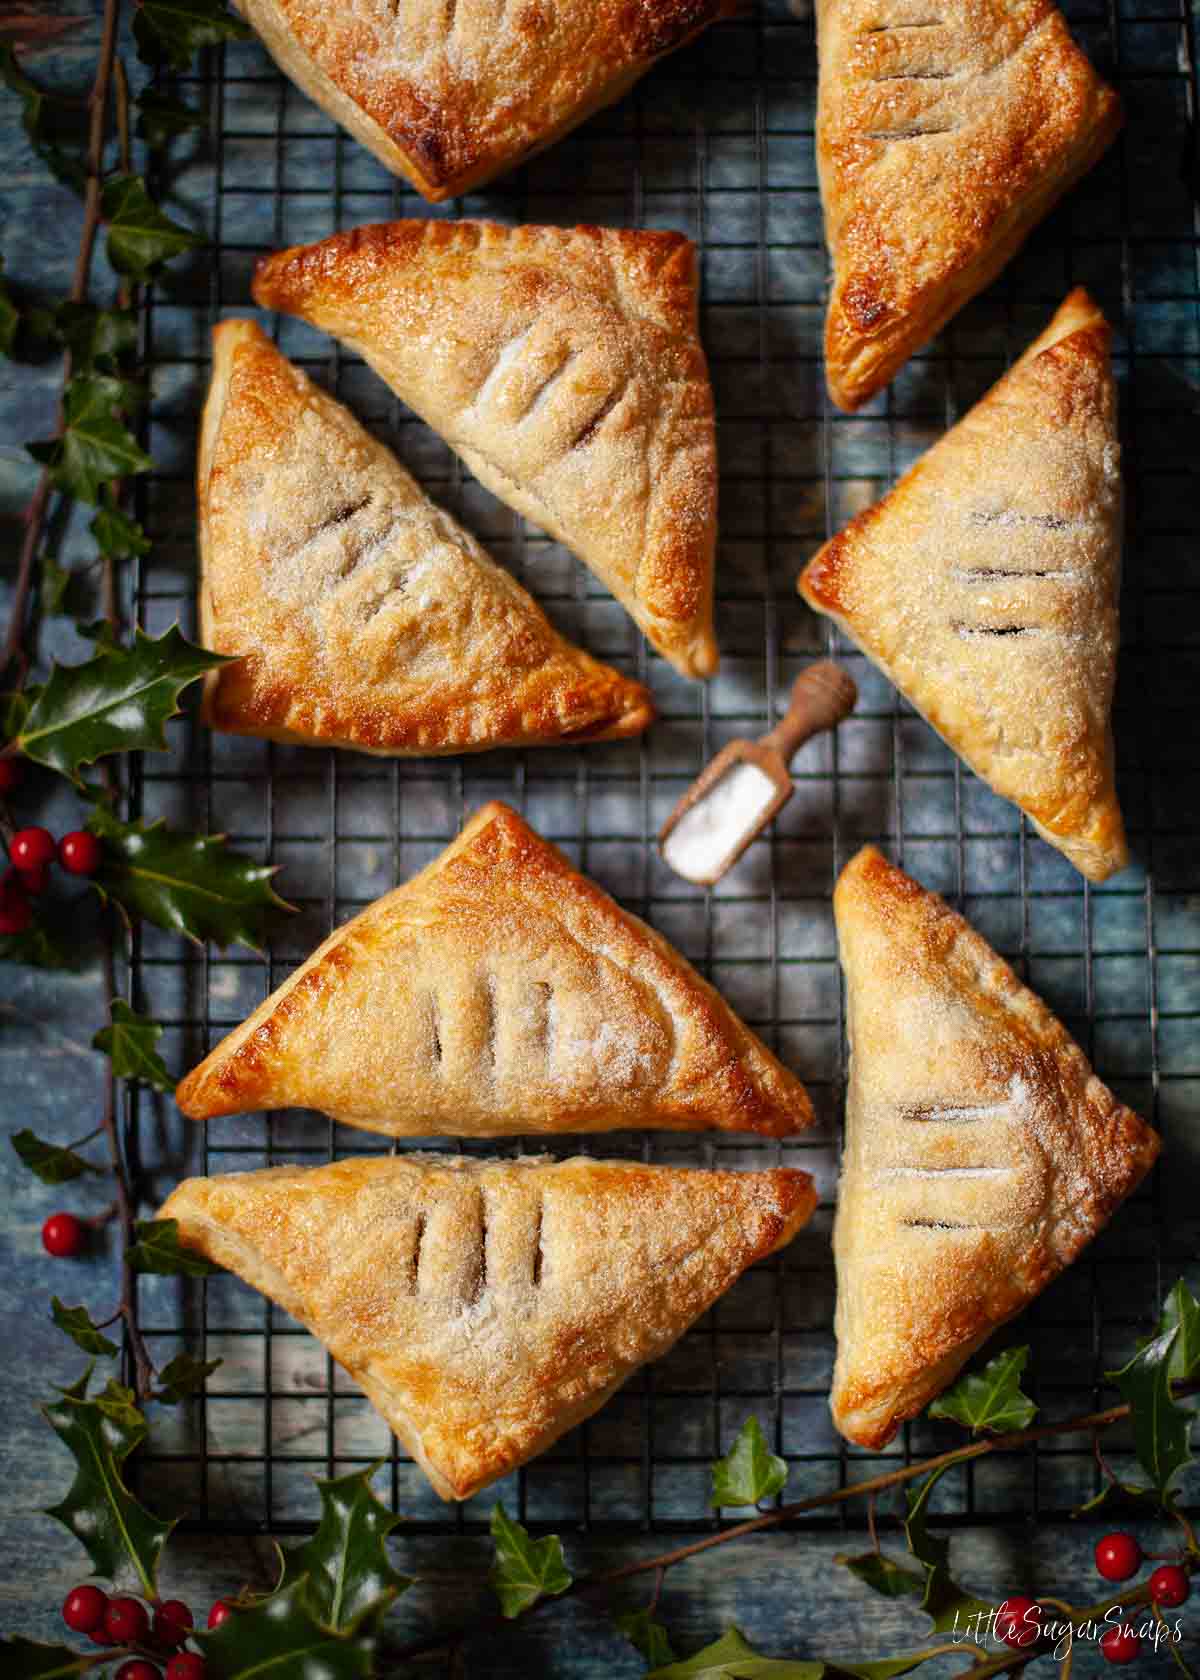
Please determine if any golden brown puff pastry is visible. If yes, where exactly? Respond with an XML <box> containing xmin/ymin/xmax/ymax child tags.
<box><xmin>232</xmin><ymin>0</ymin><xmax>737</xmax><ymax>202</ymax></box>
<box><xmin>159</xmin><ymin>1153</ymin><xmax>817</xmax><ymax>1500</ymax></box>
<box><xmin>253</xmin><ymin>219</ymin><xmax>719</xmax><ymax>680</ymax></box>
<box><xmin>198</xmin><ymin>320</ymin><xmax>653</xmax><ymax>755</ymax></box>
<box><xmin>831</xmin><ymin>847</ymin><xmax>1159</xmax><ymax>1450</ymax></box>
<box><xmin>176</xmin><ymin>801</ymin><xmax>815</xmax><ymax>1138</ymax></box>
<box><xmin>799</xmin><ymin>291</ymin><xmax>1128</xmax><ymax>883</ymax></box>
<box><xmin>817</xmin><ymin>0</ymin><xmax>1121</xmax><ymax>411</ymax></box>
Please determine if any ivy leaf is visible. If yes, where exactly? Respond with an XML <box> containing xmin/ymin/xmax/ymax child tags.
<box><xmin>93</xmin><ymin>999</ymin><xmax>174</xmax><ymax>1092</ymax></box>
<box><xmin>89</xmin><ymin>803</ymin><xmax>290</xmax><ymax>951</ymax></box>
<box><xmin>50</xmin><ymin>302</ymin><xmax>138</xmax><ymax>371</ymax></box>
<box><xmin>489</xmin><ymin>1504</ymin><xmax>572</xmax><ymax>1618</ymax></box>
<box><xmin>903</xmin><ymin>1466</ymin><xmax>994</xmax><ymax>1634</ymax></box>
<box><xmin>837</xmin><ymin>1552</ymin><xmax>924</xmax><ymax>1603</ymax></box>
<box><xmin>102</xmin><ymin>173</ymin><xmax>204</xmax><ymax>279</ymax></box>
<box><xmin>152</xmin><ymin>1352</ymin><xmax>223</xmax><ymax>1404</ymax></box>
<box><xmin>616</xmin><ymin>1608</ymin><xmax>676</xmax><ymax>1667</ymax></box>
<box><xmin>709</xmin><ymin>1416</ymin><xmax>788</xmax><ymax>1508</ymax></box>
<box><xmin>136</xmin><ymin>89</ymin><xmax>205</xmax><ymax>148</ymax></box>
<box><xmin>275</xmin><ymin>1466</ymin><xmax>410</xmax><ymax>1632</ymax></box>
<box><xmin>42</xmin><ymin>1365</ymin><xmax>173</xmax><ymax>1595</ymax></box>
<box><xmin>129</xmin><ymin>1217</ymin><xmax>219</xmax><ymax>1277</ymax></box>
<box><xmin>0</xmin><ymin>1636</ymin><xmax>97</xmax><ymax>1676</ymax></box>
<box><xmin>927</xmin><ymin>1346</ymin><xmax>1036</xmax><ymax>1434</ymax></box>
<box><xmin>199</xmin><ymin>1580</ymin><xmax>376</xmax><ymax>1679</ymax></box>
<box><xmin>50</xmin><ymin>1298</ymin><xmax>119</xmax><ymax>1358</ymax></box>
<box><xmin>27</xmin><ymin>373</ymin><xmax>154</xmax><ymax>505</ymax></box>
<box><xmin>1109</xmin><ymin>1327</ymin><xmax>1194</xmax><ymax>1497</ymax></box>
<box><xmin>16</xmin><ymin>625</ymin><xmax>227</xmax><ymax>778</ymax></box>
<box><xmin>11</xmin><ymin>1127</ymin><xmax>97</xmax><ymax>1184</ymax></box>
<box><xmin>1159</xmin><ymin>1281</ymin><xmax>1200</xmax><ymax>1383</ymax></box>
<box><xmin>647</xmin><ymin>1627</ymin><xmax>823</xmax><ymax>1678</ymax></box>
<box><xmin>133</xmin><ymin>0</ymin><xmax>253</xmax><ymax>71</ymax></box>
<box><xmin>0</xmin><ymin>46</ymin><xmax>88</xmax><ymax>192</ymax></box>
<box><xmin>92</xmin><ymin>505</ymin><xmax>150</xmax><ymax>560</ymax></box>
<box><xmin>0</xmin><ymin>258</ymin><xmax>18</xmax><ymax>355</ymax></box>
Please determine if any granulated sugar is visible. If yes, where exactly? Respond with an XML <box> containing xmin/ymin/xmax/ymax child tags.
<box><xmin>663</xmin><ymin>761</ymin><xmax>779</xmax><ymax>884</ymax></box>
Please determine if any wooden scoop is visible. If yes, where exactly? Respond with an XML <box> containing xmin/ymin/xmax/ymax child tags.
<box><xmin>659</xmin><ymin>660</ymin><xmax>858</xmax><ymax>886</ymax></box>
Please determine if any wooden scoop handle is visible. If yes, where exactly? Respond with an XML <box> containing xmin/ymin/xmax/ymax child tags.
<box><xmin>761</xmin><ymin>660</ymin><xmax>858</xmax><ymax>765</ymax></box>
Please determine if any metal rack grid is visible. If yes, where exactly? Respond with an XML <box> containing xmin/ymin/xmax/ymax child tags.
<box><xmin>125</xmin><ymin>0</ymin><xmax>1199</xmax><ymax>1557</ymax></box>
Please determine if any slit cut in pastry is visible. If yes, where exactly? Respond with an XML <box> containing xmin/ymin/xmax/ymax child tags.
<box><xmin>799</xmin><ymin>290</ymin><xmax>1128</xmax><ymax>882</ymax></box>
<box><xmin>253</xmin><ymin>219</ymin><xmax>719</xmax><ymax>679</ymax></box>
<box><xmin>817</xmin><ymin>0</ymin><xmax>1121</xmax><ymax>410</ymax></box>
<box><xmin>158</xmin><ymin>1153</ymin><xmax>817</xmax><ymax>1500</ymax></box>
<box><xmin>175</xmin><ymin>801</ymin><xmax>815</xmax><ymax>1137</ymax></box>
<box><xmin>197</xmin><ymin>320</ymin><xmax>653</xmax><ymax>754</ymax></box>
<box><xmin>831</xmin><ymin>846</ymin><xmax>1160</xmax><ymax>1449</ymax></box>
<box><xmin>231</xmin><ymin>1</ymin><xmax>736</xmax><ymax>202</ymax></box>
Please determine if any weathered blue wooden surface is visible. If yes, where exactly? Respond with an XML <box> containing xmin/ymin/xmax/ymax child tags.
<box><xmin>3</xmin><ymin>0</ymin><xmax>1200</xmax><ymax>1673</ymax></box>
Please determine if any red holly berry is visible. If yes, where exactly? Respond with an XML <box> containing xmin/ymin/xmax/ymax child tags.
<box><xmin>1150</xmin><ymin>1563</ymin><xmax>1190</xmax><ymax>1608</ymax></box>
<box><xmin>207</xmin><ymin>1600</ymin><xmax>234</xmax><ymax>1629</ymax></box>
<box><xmin>0</xmin><ymin>879</ymin><xmax>31</xmax><ymax>934</ymax></box>
<box><xmin>104</xmin><ymin>1595</ymin><xmax>151</xmax><ymax>1645</ymax></box>
<box><xmin>1095</xmin><ymin>1532</ymin><xmax>1141</xmax><ymax>1582</ymax></box>
<box><xmin>0</xmin><ymin>755</ymin><xmax>23</xmax><ymax>794</ymax></box>
<box><xmin>42</xmin><ymin>1211</ymin><xmax>85</xmax><ymax>1258</ymax></box>
<box><xmin>10</xmin><ymin>826</ymin><xmax>55</xmax><ymax>871</ymax></box>
<box><xmin>59</xmin><ymin>829</ymin><xmax>102</xmax><ymax>876</ymax></box>
<box><xmin>154</xmin><ymin>1599</ymin><xmax>195</xmax><ymax>1648</ymax></box>
<box><xmin>1100</xmin><ymin>1624</ymin><xmax>1141</xmax><ymax>1665</ymax></box>
<box><xmin>115</xmin><ymin>1662</ymin><xmax>162</xmax><ymax>1680</ymax></box>
<box><xmin>62</xmin><ymin>1583</ymin><xmax>108</xmax><ymax>1634</ymax></box>
<box><xmin>166</xmin><ymin>1656</ymin><xmax>208</xmax><ymax>1680</ymax></box>
<box><xmin>995</xmin><ymin>1596</ymin><xmax>1042</xmax><ymax>1649</ymax></box>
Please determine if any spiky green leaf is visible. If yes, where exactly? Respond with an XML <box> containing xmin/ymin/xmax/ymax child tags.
<box><xmin>199</xmin><ymin>1580</ymin><xmax>376</xmax><ymax>1679</ymax></box>
<box><xmin>709</xmin><ymin>1415</ymin><xmax>788</xmax><ymax>1508</ymax></box>
<box><xmin>616</xmin><ymin>1608</ymin><xmax>676</xmax><ymax>1667</ymax></box>
<box><xmin>27</xmin><ymin>374</ymin><xmax>154</xmax><ymax>505</ymax></box>
<box><xmin>42</xmin><ymin>1367</ymin><xmax>173</xmax><ymax>1594</ymax></box>
<box><xmin>153</xmin><ymin>1352</ymin><xmax>223</xmax><ymax>1405</ymax></box>
<box><xmin>50</xmin><ymin>1298</ymin><xmax>119</xmax><ymax>1358</ymax></box>
<box><xmin>133</xmin><ymin>0</ymin><xmax>253</xmax><ymax>70</ymax></box>
<box><xmin>88</xmin><ymin>803</ymin><xmax>289</xmax><ymax>950</ymax></box>
<box><xmin>1160</xmin><ymin>1281</ymin><xmax>1200</xmax><ymax>1383</ymax></box>
<box><xmin>93</xmin><ymin>999</ymin><xmax>174</xmax><ymax>1092</ymax></box>
<box><xmin>102</xmin><ymin>173</ymin><xmax>204</xmax><ymax>279</ymax></box>
<box><xmin>903</xmin><ymin>1466</ymin><xmax>995</xmax><ymax>1633</ymax></box>
<box><xmin>10</xmin><ymin>1127</ymin><xmax>97</xmax><ymax>1184</ymax></box>
<box><xmin>837</xmin><ymin>1552</ymin><xmax>924</xmax><ymax>1602</ymax></box>
<box><xmin>16</xmin><ymin>626</ymin><xmax>227</xmax><ymax>777</ymax></box>
<box><xmin>647</xmin><ymin>1627</ymin><xmax>823</xmax><ymax>1678</ymax></box>
<box><xmin>927</xmin><ymin>1347</ymin><xmax>1036</xmax><ymax>1435</ymax></box>
<box><xmin>489</xmin><ymin>1503</ymin><xmax>571</xmax><ymax>1618</ymax></box>
<box><xmin>275</xmin><ymin>1466</ymin><xmax>410</xmax><ymax>1631</ymax></box>
<box><xmin>129</xmin><ymin>1217</ymin><xmax>219</xmax><ymax>1277</ymax></box>
<box><xmin>1109</xmin><ymin>1327</ymin><xmax>1194</xmax><ymax>1498</ymax></box>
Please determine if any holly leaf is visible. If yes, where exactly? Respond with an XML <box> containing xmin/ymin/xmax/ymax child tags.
<box><xmin>1108</xmin><ymin>1326</ymin><xmax>1194</xmax><ymax>1497</ymax></box>
<box><xmin>0</xmin><ymin>46</ymin><xmax>88</xmax><ymax>192</ymax></box>
<box><xmin>89</xmin><ymin>803</ymin><xmax>290</xmax><ymax>951</ymax></box>
<box><xmin>152</xmin><ymin>1352</ymin><xmax>222</xmax><ymax>1404</ymax></box>
<box><xmin>647</xmin><ymin>1627</ymin><xmax>823</xmax><ymax>1678</ymax></box>
<box><xmin>102</xmin><ymin>173</ymin><xmax>204</xmax><ymax>279</ymax></box>
<box><xmin>50</xmin><ymin>1298</ymin><xmax>119</xmax><ymax>1358</ymax></box>
<box><xmin>1073</xmin><ymin>1478</ymin><xmax>1159</xmax><ymax>1518</ymax></box>
<box><xmin>199</xmin><ymin>1580</ymin><xmax>376</xmax><ymax>1679</ymax></box>
<box><xmin>1159</xmin><ymin>1281</ymin><xmax>1200</xmax><ymax>1383</ymax></box>
<box><xmin>838</xmin><ymin>1552</ymin><xmax>924</xmax><ymax>1603</ymax></box>
<box><xmin>92</xmin><ymin>505</ymin><xmax>151</xmax><ymax>560</ymax></box>
<box><xmin>93</xmin><ymin>999</ymin><xmax>174</xmax><ymax>1092</ymax></box>
<box><xmin>617</xmin><ymin>1608</ymin><xmax>677</xmax><ymax>1667</ymax></box>
<box><xmin>275</xmin><ymin>1466</ymin><xmax>410</xmax><ymax>1632</ymax></box>
<box><xmin>903</xmin><ymin>1466</ymin><xmax>994</xmax><ymax>1633</ymax></box>
<box><xmin>0</xmin><ymin>1636</ymin><xmax>97</xmax><ymax>1676</ymax></box>
<box><xmin>27</xmin><ymin>374</ymin><xmax>154</xmax><ymax>504</ymax></box>
<box><xmin>709</xmin><ymin>1415</ymin><xmax>788</xmax><ymax>1508</ymax></box>
<box><xmin>10</xmin><ymin>1127</ymin><xmax>97</xmax><ymax>1183</ymax></box>
<box><xmin>927</xmin><ymin>1346</ymin><xmax>1036</xmax><ymax>1434</ymax></box>
<box><xmin>15</xmin><ymin>625</ymin><xmax>227</xmax><ymax>778</ymax></box>
<box><xmin>50</xmin><ymin>302</ymin><xmax>138</xmax><ymax>371</ymax></box>
<box><xmin>42</xmin><ymin>1365</ymin><xmax>173</xmax><ymax>1595</ymax></box>
<box><xmin>129</xmin><ymin>1217</ymin><xmax>219</xmax><ymax>1277</ymax></box>
<box><xmin>489</xmin><ymin>1503</ymin><xmax>572</xmax><ymax>1618</ymax></box>
<box><xmin>136</xmin><ymin>89</ymin><xmax>204</xmax><ymax>148</ymax></box>
<box><xmin>0</xmin><ymin>258</ymin><xmax>18</xmax><ymax>356</ymax></box>
<box><xmin>133</xmin><ymin>0</ymin><xmax>253</xmax><ymax>70</ymax></box>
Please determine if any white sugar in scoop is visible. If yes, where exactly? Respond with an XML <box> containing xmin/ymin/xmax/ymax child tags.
<box><xmin>659</xmin><ymin>661</ymin><xmax>858</xmax><ymax>887</ymax></box>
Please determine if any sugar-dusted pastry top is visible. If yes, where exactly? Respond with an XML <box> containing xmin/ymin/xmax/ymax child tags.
<box><xmin>159</xmin><ymin>1153</ymin><xmax>817</xmax><ymax>1499</ymax></box>
<box><xmin>253</xmin><ymin>220</ymin><xmax>719</xmax><ymax>679</ymax></box>
<box><xmin>175</xmin><ymin>801</ymin><xmax>815</xmax><ymax>1137</ymax></box>
<box><xmin>234</xmin><ymin>0</ymin><xmax>736</xmax><ymax>200</ymax></box>
<box><xmin>198</xmin><ymin>320</ymin><xmax>653</xmax><ymax>755</ymax></box>
<box><xmin>830</xmin><ymin>847</ymin><xmax>1160</xmax><ymax>1449</ymax></box>
<box><xmin>817</xmin><ymin>0</ymin><xmax>1121</xmax><ymax>410</ymax></box>
<box><xmin>800</xmin><ymin>290</ymin><xmax>1127</xmax><ymax>882</ymax></box>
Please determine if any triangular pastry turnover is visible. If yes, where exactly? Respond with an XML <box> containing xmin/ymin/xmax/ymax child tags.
<box><xmin>232</xmin><ymin>0</ymin><xmax>736</xmax><ymax>202</ymax></box>
<box><xmin>158</xmin><ymin>1153</ymin><xmax>817</xmax><ymax>1500</ymax></box>
<box><xmin>800</xmin><ymin>290</ymin><xmax>1128</xmax><ymax>882</ymax></box>
<box><xmin>817</xmin><ymin>0</ymin><xmax>1121</xmax><ymax>410</ymax></box>
<box><xmin>175</xmin><ymin>801</ymin><xmax>815</xmax><ymax>1137</ymax></box>
<box><xmin>831</xmin><ymin>846</ymin><xmax>1160</xmax><ymax>1449</ymax></box>
<box><xmin>198</xmin><ymin>320</ymin><xmax>653</xmax><ymax>754</ymax></box>
<box><xmin>253</xmin><ymin>220</ymin><xmax>719</xmax><ymax>679</ymax></box>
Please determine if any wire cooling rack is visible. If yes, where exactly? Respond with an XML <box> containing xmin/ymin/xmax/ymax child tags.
<box><xmin>125</xmin><ymin>0</ymin><xmax>1199</xmax><ymax>1576</ymax></box>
